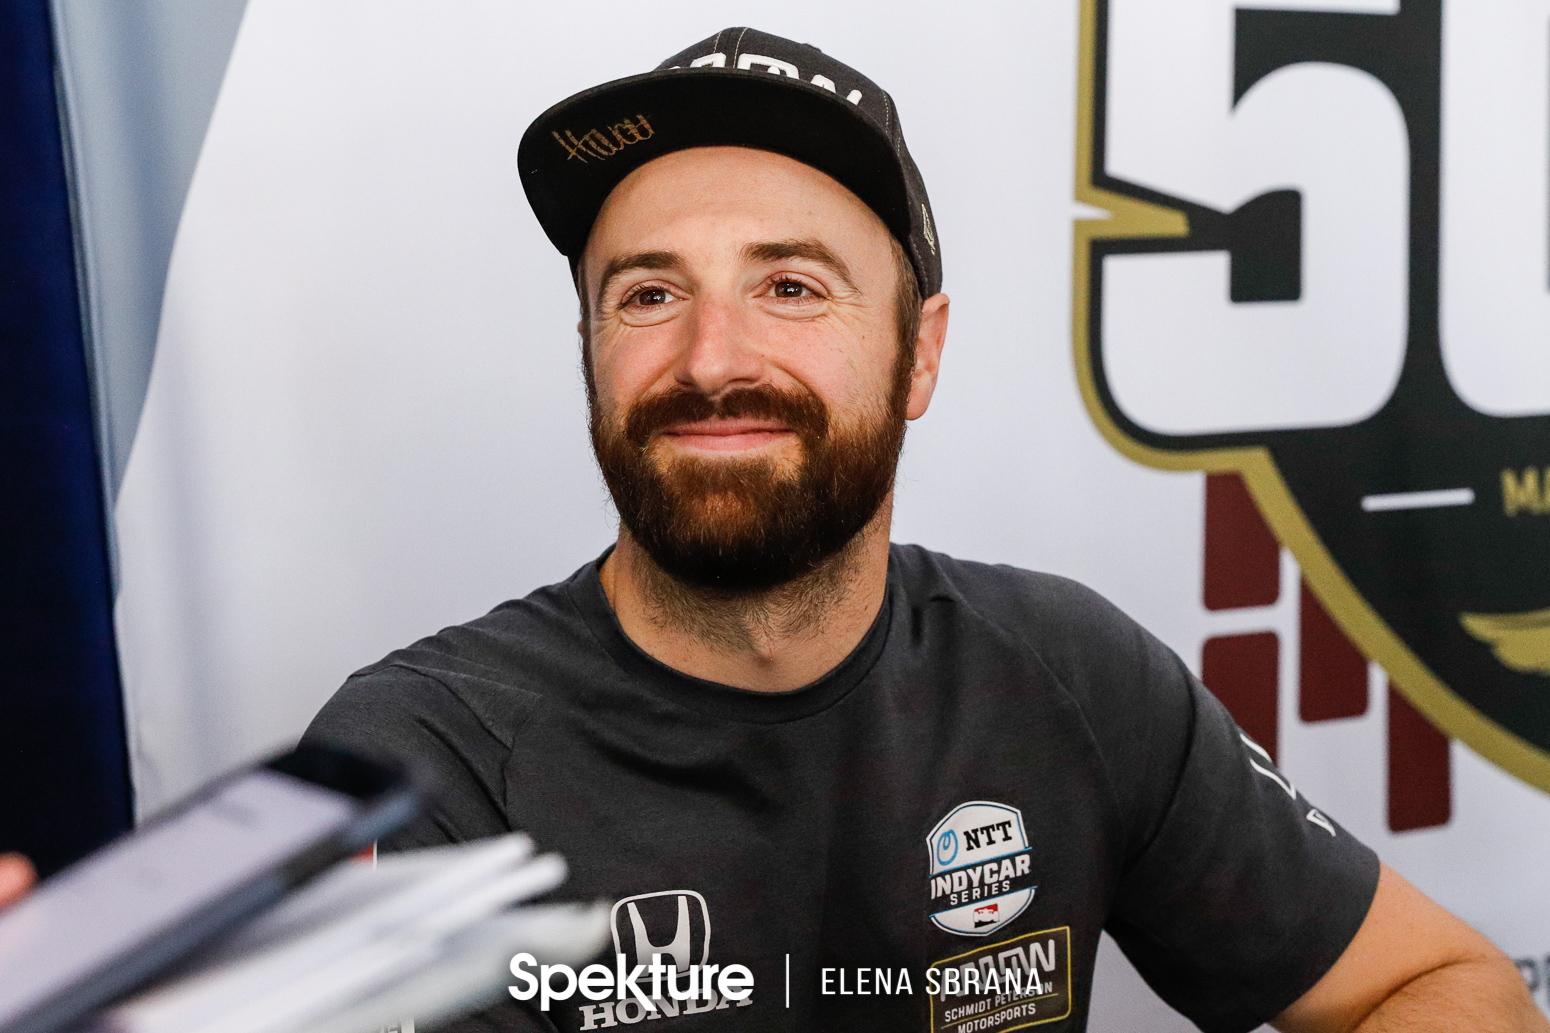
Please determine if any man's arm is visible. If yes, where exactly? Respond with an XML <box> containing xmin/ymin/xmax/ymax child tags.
<box><xmin>1276</xmin><ymin>863</ymin><xmax>1545</xmax><ymax>1033</ymax></box>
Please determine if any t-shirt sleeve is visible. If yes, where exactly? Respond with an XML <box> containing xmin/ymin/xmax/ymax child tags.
<box><xmin>1099</xmin><ymin>643</ymin><xmax>1380</xmax><ymax>1032</ymax></box>
<box><xmin>300</xmin><ymin>665</ymin><xmax>513</xmax><ymax>852</ymax></box>
<box><xmin>983</xmin><ymin>569</ymin><xmax>1380</xmax><ymax>1033</ymax></box>
<box><xmin>303</xmin><ymin>667</ymin><xmax>563</xmax><ymax>1032</ymax></box>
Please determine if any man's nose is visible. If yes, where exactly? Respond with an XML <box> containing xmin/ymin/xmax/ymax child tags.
<box><xmin>674</xmin><ymin>292</ymin><xmax>764</xmax><ymax>396</ymax></box>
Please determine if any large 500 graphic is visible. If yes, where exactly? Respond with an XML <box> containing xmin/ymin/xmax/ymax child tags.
<box><xmin>1074</xmin><ymin>0</ymin><xmax>1550</xmax><ymax>788</ymax></box>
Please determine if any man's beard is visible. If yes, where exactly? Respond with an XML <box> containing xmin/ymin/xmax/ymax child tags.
<box><xmin>590</xmin><ymin>368</ymin><xmax>910</xmax><ymax>594</ymax></box>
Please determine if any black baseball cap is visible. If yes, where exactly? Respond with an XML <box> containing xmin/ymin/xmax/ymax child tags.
<box><xmin>518</xmin><ymin>27</ymin><xmax>942</xmax><ymax>297</ymax></box>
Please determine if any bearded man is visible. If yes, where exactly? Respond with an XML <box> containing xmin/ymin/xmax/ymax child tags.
<box><xmin>303</xmin><ymin>27</ymin><xmax>1543</xmax><ymax>1033</ymax></box>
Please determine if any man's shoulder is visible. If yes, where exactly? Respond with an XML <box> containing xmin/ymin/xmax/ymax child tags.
<box><xmin>311</xmin><ymin>560</ymin><xmax>609</xmax><ymax>749</ymax></box>
<box><xmin>352</xmin><ymin>563</ymin><xmax>597</xmax><ymax>686</ymax></box>
<box><xmin>888</xmin><ymin>543</ymin><xmax>1182</xmax><ymax>700</ymax></box>
<box><xmin>890</xmin><ymin>543</ymin><xmax>1142</xmax><ymax>641</ymax></box>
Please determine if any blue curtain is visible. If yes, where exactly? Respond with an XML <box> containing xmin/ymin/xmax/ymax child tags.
<box><xmin>0</xmin><ymin>0</ymin><xmax>130</xmax><ymax>876</ymax></box>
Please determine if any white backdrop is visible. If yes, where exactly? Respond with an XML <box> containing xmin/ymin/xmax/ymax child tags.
<box><xmin>110</xmin><ymin>1</ymin><xmax>1550</xmax><ymax>1028</ymax></box>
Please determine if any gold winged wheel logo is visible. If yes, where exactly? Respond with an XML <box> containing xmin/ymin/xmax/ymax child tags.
<box><xmin>1461</xmin><ymin>610</ymin><xmax>1550</xmax><ymax>676</ymax></box>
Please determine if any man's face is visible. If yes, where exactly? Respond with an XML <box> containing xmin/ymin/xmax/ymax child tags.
<box><xmin>581</xmin><ymin>147</ymin><xmax>929</xmax><ymax>592</ymax></box>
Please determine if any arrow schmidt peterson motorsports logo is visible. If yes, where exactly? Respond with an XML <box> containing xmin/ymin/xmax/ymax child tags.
<box><xmin>928</xmin><ymin>801</ymin><xmax>1036</xmax><ymax>937</ymax></box>
<box><xmin>1075</xmin><ymin>0</ymin><xmax>1550</xmax><ymax>791</ymax></box>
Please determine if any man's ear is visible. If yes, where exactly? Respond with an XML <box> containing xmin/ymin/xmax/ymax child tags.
<box><xmin>906</xmin><ymin>293</ymin><xmax>950</xmax><ymax>421</ymax></box>
<box><xmin>574</xmin><ymin>252</ymin><xmax>592</xmax><ymax>335</ymax></box>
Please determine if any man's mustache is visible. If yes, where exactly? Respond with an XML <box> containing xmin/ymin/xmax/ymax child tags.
<box><xmin>624</xmin><ymin>385</ymin><xmax>829</xmax><ymax>450</ymax></box>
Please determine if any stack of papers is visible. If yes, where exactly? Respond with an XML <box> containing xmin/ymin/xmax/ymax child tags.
<box><xmin>90</xmin><ymin>835</ymin><xmax>608</xmax><ymax>1033</ymax></box>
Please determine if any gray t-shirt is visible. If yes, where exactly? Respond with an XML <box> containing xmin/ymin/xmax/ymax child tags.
<box><xmin>303</xmin><ymin>544</ymin><xmax>1378</xmax><ymax>1033</ymax></box>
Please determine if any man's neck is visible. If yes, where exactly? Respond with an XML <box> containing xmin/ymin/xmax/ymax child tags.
<box><xmin>599</xmin><ymin>504</ymin><xmax>893</xmax><ymax>693</ymax></box>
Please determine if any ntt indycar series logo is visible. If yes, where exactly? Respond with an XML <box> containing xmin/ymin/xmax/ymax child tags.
<box><xmin>928</xmin><ymin>801</ymin><xmax>1037</xmax><ymax>936</ymax></box>
<box><xmin>509</xmin><ymin>889</ymin><xmax>754</xmax><ymax>1028</ymax></box>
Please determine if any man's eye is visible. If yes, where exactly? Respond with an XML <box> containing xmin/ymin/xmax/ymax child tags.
<box><xmin>630</xmin><ymin>287</ymin><xmax>674</xmax><ymax>307</ymax></box>
<box><xmin>771</xmin><ymin>280</ymin><xmax>812</xmax><ymax>299</ymax></box>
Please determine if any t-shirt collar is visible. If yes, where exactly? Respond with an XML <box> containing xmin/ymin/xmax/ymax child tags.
<box><xmin>566</xmin><ymin>546</ymin><xmax>896</xmax><ymax>724</ymax></box>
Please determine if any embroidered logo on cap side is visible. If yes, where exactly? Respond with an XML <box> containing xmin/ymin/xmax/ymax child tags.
<box><xmin>552</xmin><ymin>115</ymin><xmax>654</xmax><ymax>164</ymax></box>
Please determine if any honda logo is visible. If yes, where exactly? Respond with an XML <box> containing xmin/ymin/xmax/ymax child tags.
<box><xmin>609</xmin><ymin>890</ymin><xmax>711</xmax><ymax>971</ymax></box>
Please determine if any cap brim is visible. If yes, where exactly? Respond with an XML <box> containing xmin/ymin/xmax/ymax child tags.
<box><xmin>519</xmin><ymin>69</ymin><xmax>911</xmax><ymax>267</ymax></box>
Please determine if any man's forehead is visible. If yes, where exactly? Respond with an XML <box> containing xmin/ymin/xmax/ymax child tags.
<box><xmin>604</xmin><ymin>146</ymin><xmax>875</xmax><ymax>220</ymax></box>
<box><xmin>583</xmin><ymin>146</ymin><xmax>888</xmax><ymax>280</ymax></box>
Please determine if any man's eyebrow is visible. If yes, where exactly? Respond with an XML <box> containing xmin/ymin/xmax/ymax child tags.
<box><xmin>596</xmin><ymin>250</ymin><xmax>683</xmax><ymax>304</ymax></box>
<box><xmin>743</xmin><ymin>239</ymin><xmax>858</xmax><ymax>292</ymax></box>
